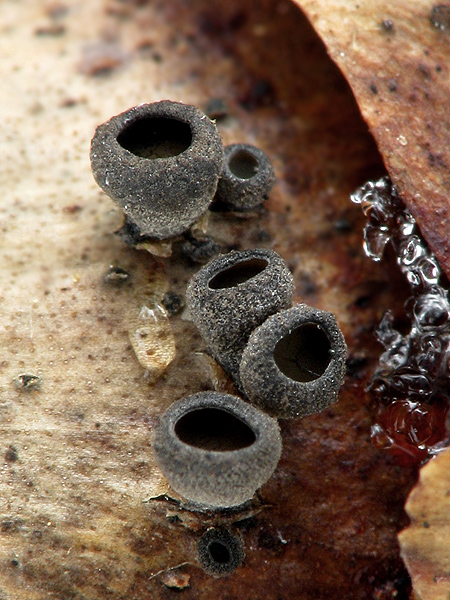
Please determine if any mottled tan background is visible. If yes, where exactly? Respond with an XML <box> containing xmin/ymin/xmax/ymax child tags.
<box><xmin>1</xmin><ymin>0</ymin><xmax>446</xmax><ymax>598</ymax></box>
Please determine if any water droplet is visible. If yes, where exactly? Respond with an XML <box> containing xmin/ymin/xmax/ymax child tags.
<box><xmin>363</xmin><ymin>225</ymin><xmax>390</xmax><ymax>260</ymax></box>
<box><xmin>352</xmin><ymin>175</ymin><xmax>450</xmax><ymax>462</ymax></box>
<box><xmin>400</xmin><ymin>235</ymin><xmax>425</xmax><ymax>266</ymax></box>
<box><xmin>376</xmin><ymin>311</ymin><xmax>402</xmax><ymax>347</ymax></box>
<box><xmin>414</xmin><ymin>292</ymin><xmax>450</xmax><ymax>329</ymax></box>
<box><xmin>417</xmin><ymin>257</ymin><xmax>440</xmax><ymax>285</ymax></box>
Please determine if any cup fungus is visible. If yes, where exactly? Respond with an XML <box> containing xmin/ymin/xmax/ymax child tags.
<box><xmin>197</xmin><ymin>527</ymin><xmax>245</xmax><ymax>576</ymax></box>
<box><xmin>186</xmin><ymin>249</ymin><xmax>294</xmax><ymax>379</ymax></box>
<box><xmin>151</xmin><ymin>391</ymin><xmax>282</xmax><ymax>509</ymax></box>
<box><xmin>239</xmin><ymin>304</ymin><xmax>347</xmax><ymax>419</ymax></box>
<box><xmin>214</xmin><ymin>143</ymin><xmax>275</xmax><ymax>211</ymax></box>
<box><xmin>90</xmin><ymin>101</ymin><xmax>224</xmax><ymax>239</ymax></box>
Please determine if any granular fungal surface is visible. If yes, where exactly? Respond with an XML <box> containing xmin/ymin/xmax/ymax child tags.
<box><xmin>0</xmin><ymin>0</ymin><xmax>421</xmax><ymax>598</ymax></box>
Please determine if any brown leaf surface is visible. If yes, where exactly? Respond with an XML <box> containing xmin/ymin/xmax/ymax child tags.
<box><xmin>399</xmin><ymin>447</ymin><xmax>450</xmax><ymax>600</ymax></box>
<box><xmin>294</xmin><ymin>0</ymin><xmax>450</xmax><ymax>279</ymax></box>
<box><xmin>0</xmin><ymin>0</ymin><xmax>422</xmax><ymax>598</ymax></box>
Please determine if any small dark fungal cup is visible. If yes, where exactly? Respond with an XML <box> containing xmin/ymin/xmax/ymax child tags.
<box><xmin>240</xmin><ymin>304</ymin><xmax>347</xmax><ymax>419</ymax></box>
<box><xmin>214</xmin><ymin>143</ymin><xmax>275</xmax><ymax>211</ymax></box>
<box><xmin>90</xmin><ymin>100</ymin><xmax>224</xmax><ymax>239</ymax></box>
<box><xmin>186</xmin><ymin>249</ymin><xmax>294</xmax><ymax>379</ymax></box>
<box><xmin>151</xmin><ymin>391</ymin><xmax>282</xmax><ymax>509</ymax></box>
<box><xmin>197</xmin><ymin>528</ymin><xmax>245</xmax><ymax>576</ymax></box>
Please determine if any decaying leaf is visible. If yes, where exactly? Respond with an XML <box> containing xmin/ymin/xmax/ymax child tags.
<box><xmin>399</xmin><ymin>447</ymin><xmax>450</xmax><ymax>600</ymax></box>
<box><xmin>294</xmin><ymin>0</ymin><xmax>450</xmax><ymax>278</ymax></box>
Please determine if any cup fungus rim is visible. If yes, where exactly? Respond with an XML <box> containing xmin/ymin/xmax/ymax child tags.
<box><xmin>197</xmin><ymin>527</ymin><xmax>245</xmax><ymax>576</ymax></box>
<box><xmin>190</xmin><ymin>248</ymin><xmax>281</xmax><ymax>293</ymax></box>
<box><xmin>225</xmin><ymin>145</ymin><xmax>261</xmax><ymax>182</ymax></box>
<box><xmin>100</xmin><ymin>101</ymin><xmax>213</xmax><ymax>167</ymax></box>
<box><xmin>223</xmin><ymin>143</ymin><xmax>269</xmax><ymax>182</ymax></box>
<box><xmin>239</xmin><ymin>304</ymin><xmax>347</xmax><ymax>418</ymax></box>
<box><xmin>151</xmin><ymin>391</ymin><xmax>282</xmax><ymax>508</ymax></box>
<box><xmin>161</xmin><ymin>393</ymin><xmax>270</xmax><ymax>458</ymax></box>
<box><xmin>258</xmin><ymin>306</ymin><xmax>345</xmax><ymax>385</ymax></box>
<box><xmin>90</xmin><ymin>99</ymin><xmax>224</xmax><ymax>239</ymax></box>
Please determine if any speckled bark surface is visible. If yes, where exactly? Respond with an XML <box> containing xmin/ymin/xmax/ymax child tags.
<box><xmin>0</xmin><ymin>0</ymin><xmax>420</xmax><ymax>598</ymax></box>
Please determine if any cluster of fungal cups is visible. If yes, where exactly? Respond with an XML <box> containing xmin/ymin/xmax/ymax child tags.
<box><xmin>90</xmin><ymin>100</ymin><xmax>347</xmax><ymax>576</ymax></box>
<box><xmin>186</xmin><ymin>249</ymin><xmax>347</xmax><ymax>419</ymax></box>
<box><xmin>90</xmin><ymin>100</ymin><xmax>275</xmax><ymax>243</ymax></box>
<box><xmin>153</xmin><ymin>250</ymin><xmax>347</xmax><ymax>574</ymax></box>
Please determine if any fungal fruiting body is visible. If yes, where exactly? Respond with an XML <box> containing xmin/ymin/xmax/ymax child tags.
<box><xmin>214</xmin><ymin>143</ymin><xmax>275</xmax><ymax>211</ymax></box>
<box><xmin>197</xmin><ymin>528</ymin><xmax>245</xmax><ymax>576</ymax></box>
<box><xmin>239</xmin><ymin>304</ymin><xmax>347</xmax><ymax>419</ymax></box>
<box><xmin>90</xmin><ymin>100</ymin><xmax>224</xmax><ymax>239</ymax></box>
<box><xmin>151</xmin><ymin>391</ymin><xmax>282</xmax><ymax>509</ymax></box>
<box><xmin>186</xmin><ymin>248</ymin><xmax>295</xmax><ymax>380</ymax></box>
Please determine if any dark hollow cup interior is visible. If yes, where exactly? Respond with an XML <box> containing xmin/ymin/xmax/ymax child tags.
<box><xmin>228</xmin><ymin>148</ymin><xmax>259</xmax><ymax>179</ymax></box>
<box><xmin>174</xmin><ymin>407</ymin><xmax>256</xmax><ymax>451</ymax></box>
<box><xmin>208</xmin><ymin>541</ymin><xmax>231</xmax><ymax>564</ymax></box>
<box><xmin>208</xmin><ymin>258</ymin><xmax>268</xmax><ymax>290</ymax></box>
<box><xmin>274</xmin><ymin>323</ymin><xmax>332</xmax><ymax>382</ymax></box>
<box><xmin>117</xmin><ymin>116</ymin><xmax>192</xmax><ymax>159</ymax></box>
<box><xmin>198</xmin><ymin>527</ymin><xmax>245</xmax><ymax>575</ymax></box>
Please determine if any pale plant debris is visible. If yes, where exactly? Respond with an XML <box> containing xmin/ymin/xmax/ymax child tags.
<box><xmin>14</xmin><ymin>373</ymin><xmax>41</xmax><ymax>390</ymax></box>
<box><xmin>128</xmin><ymin>263</ymin><xmax>176</xmax><ymax>381</ymax></box>
<box><xmin>128</xmin><ymin>304</ymin><xmax>176</xmax><ymax>382</ymax></box>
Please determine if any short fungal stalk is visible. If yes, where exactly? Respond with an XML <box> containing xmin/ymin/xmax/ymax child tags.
<box><xmin>351</xmin><ymin>176</ymin><xmax>450</xmax><ymax>463</ymax></box>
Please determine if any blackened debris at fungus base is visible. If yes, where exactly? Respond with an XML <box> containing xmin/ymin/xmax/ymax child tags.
<box><xmin>197</xmin><ymin>527</ymin><xmax>245</xmax><ymax>577</ymax></box>
<box><xmin>351</xmin><ymin>176</ymin><xmax>450</xmax><ymax>464</ymax></box>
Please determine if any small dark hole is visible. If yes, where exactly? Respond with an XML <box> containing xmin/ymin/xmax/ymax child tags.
<box><xmin>274</xmin><ymin>323</ymin><xmax>332</xmax><ymax>382</ymax></box>
<box><xmin>174</xmin><ymin>408</ymin><xmax>256</xmax><ymax>451</ymax></box>
<box><xmin>208</xmin><ymin>258</ymin><xmax>268</xmax><ymax>290</ymax></box>
<box><xmin>117</xmin><ymin>117</ymin><xmax>192</xmax><ymax>159</ymax></box>
<box><xmin>228</xmin><ymin>149</ymin><xmax>259</xmax><ymax>179</ymax></box>
<box><xmin>208</xmin><ymin>542</ymin><xmax>231</xmax><ymax>564</ymax></box>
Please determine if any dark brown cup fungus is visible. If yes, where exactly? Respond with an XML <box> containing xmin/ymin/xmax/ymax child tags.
<box><xmin>90</xmin><ymin>101</ymin><xmax>224</xmax><ymax>239</ymax></box>
<box><xmin>197</xmin><ymin>528</ymin><xmax>245</xmax><ymax>577</ymax></box>
<box><xmin>239</xmin><ymin>304</ymin><xmax>347</xmax><ymax>419</ymax></box>
<box><xmin>186</xmin><ymin>249</ymin><xmax>294</xmax><ymax>380</ymax></box>
<box><xmin>214</xmin><ymin>143</ymin><xmax>275</xmax><ymax>211</ymax></box>
<box><xmin>151</xmin><ymin>391</ymin><xmax>282</xmax><ymax>509</ymax></box>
